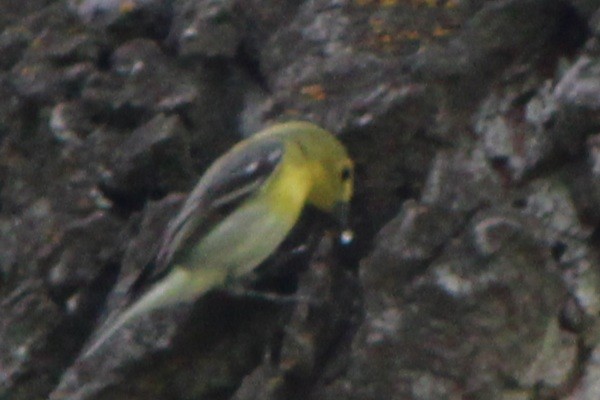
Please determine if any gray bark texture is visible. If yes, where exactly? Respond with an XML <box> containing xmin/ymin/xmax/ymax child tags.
<box><xmin>0</xmin><ymin>0</ymin><xmax>599</xmax><ymax>399</ymax></box>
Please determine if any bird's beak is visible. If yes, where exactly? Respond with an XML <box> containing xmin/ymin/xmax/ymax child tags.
<box><xmin>333</xmin><ymin>201</ymin><xmax>354</xmax><ymax>245</ymax></box>
<box><xmin>333</xmin><ymin>201</ymin><xmax>349</xmax><ymax>227</ymax></box>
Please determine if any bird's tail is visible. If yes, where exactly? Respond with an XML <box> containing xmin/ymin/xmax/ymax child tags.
<box><xmin>83</xmin><ymin>266</ymin><xmax>227</xmax><ymax>357</ymax></box>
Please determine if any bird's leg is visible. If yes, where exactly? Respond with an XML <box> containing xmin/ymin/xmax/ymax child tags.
<box><xmin>223</xmin><ymin>261</ymin><xmax>316</xmax><ymax>306</ymax></box>
<box><xmin>226</xmin><ymin>286</ymin><xmax>313</xmax><ymax>304</ymax></box>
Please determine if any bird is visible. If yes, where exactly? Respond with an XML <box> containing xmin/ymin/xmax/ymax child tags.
<box><xmin>83</xmin><ymin>120</ymin><xmax>354</xmax><ymax>356</ymax></box>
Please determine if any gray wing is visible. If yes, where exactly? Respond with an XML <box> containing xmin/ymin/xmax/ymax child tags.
<box><xmin>130</xmin><ymin>137</ymin><xmax>284</xmax><ymax>292</ymax></box>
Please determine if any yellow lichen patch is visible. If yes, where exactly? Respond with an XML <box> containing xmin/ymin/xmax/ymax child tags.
<box><xmin>411</xmin><ymin>0</ymin><xmax>437</xmax><ymax>7</ymax></box>
<box><xmin>432</xmin><ymin>24</ymin><xmax>452</xmax><ymax>37</ymax></box>
<box><xmin>300</xmin><ymin>84</ymin><xmax>327</xmax><ymax>101</ymax></box>
<box><xmin>30</xmin><ymin>36</ymin><xmax>44</xmax><ymax>49</ymax></box>
<box><xmin>19</xmin><ymin>66</ymin><xmax>36</xmax><ymax>77</ymax></box>
<box><xmin>397</xmin><ymin>29</ymin><xmax>420</xmax><ymax>40</ymax></box>
<box><xmin>119</xmin><ymin>0</ymin><xmax>137</xmax><ymax>14</ymax></box>
<box><xmin>369</xmin><ymin>15</ymin><xmax>385</xmax><ymax>32</ymax></box>
<box><xmin>379</xmin><ymin>34</ymin><xmax>393</xmax><ymax>44</ymax></box>
<box><xmin>283</xmin><ymin>109</ymin><xmax>302</xmax><ymax>117</ymax></box>
<box><xmin>355</xmin><ymin>0</ymin><xmax>400</xmax><ymax>6</ymax></box>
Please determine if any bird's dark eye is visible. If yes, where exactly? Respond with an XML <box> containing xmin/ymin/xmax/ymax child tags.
<box><xmin>341</xmin><ymin>166</ymin><xmax>352</xmax><ymax>182</ymax></box>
